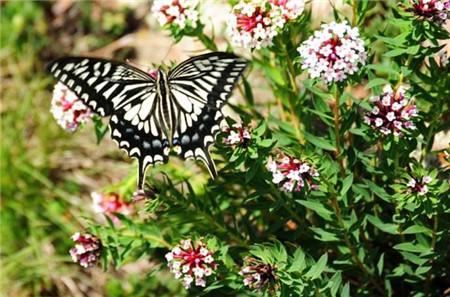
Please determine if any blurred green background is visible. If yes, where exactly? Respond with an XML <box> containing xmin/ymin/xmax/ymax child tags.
<box><xmin>0</xmin><ymin>1</ymin><xmax>192</xmax><ymax>296</ymax></box>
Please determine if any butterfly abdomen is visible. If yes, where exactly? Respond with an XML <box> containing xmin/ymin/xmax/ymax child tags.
<box><xmin>156</xmin><ymin>69</ymin><xmax>177</xmax><ymax>145</ymax></box>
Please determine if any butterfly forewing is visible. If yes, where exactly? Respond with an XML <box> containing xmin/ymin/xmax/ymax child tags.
<box><xmin>168</xmin><ymin>52</ymin><xmax>248</xmax><ymax>177</ymax></box>
<box><xmin>48</xmin><ymin>57</ymin><xmax>170</xmax><ymax>188</ymax></box>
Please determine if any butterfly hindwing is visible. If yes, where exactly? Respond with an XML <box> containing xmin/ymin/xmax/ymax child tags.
<box><xmin>168</xmin><ymin>52</ymin><xmax>248</xmax><ymax>176</ymax></box>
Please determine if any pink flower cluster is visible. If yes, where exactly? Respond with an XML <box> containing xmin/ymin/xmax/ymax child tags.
<box><xmin>297</xmin><ymin>21</ymin><xmax>367</xmax><ymax>84</ymax></box>
<box><xmin>228</xmin><ymin>0</ymin><xmax>305</xmax><ymax>49</ymax></box>
<box><xmin>165</xmin><ymin>239</ymin><xmax>217</xmax><ymax>289</ymax></box>
<box><xmin>267</xmin><ymin>155</ymin><xmax>319</xmax><ymax>193</ymax></box>
<box><xmin>50</xmin><ymin>82</ymin><xmax>92</xmax><ymax>132</ymax></box>
<box><xmin>223</xmin><ymin>123</ymin><xmax>252</xmax><ymax>147</ymax></box>
<box><xmin>152</xmin><ymin>0</ymin><xmax>200</xmax><ymax>30</ymax></box>
<box><xmin>407</xmin><ymin>175</ymin><xmax>432</xmax><ymax>195</ymax></box>
<box><xmin>91</xmin><ymin>192</ymin><xmax>133</xmax><ymax>224</ymax></box>
<box><xmin>239</xmin><ymin>257</ymin><xmax>276</xmax><ymax>290</ymax></box>
<box><xmin>364</xmin><ymin>85</ymin><xmax>418</xmax><ymax>137</ymax></box>
<box><xmin>408</xmin><ymin>0</ymin><xmax>450</xmax><ymax>23</ymax></box>
<box><xmin>69</xmin><ymin>232</ymin><xmax>101</xmax><ymax>268</ymax></box>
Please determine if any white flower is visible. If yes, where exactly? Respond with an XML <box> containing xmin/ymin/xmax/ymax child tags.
<box><xmin>228</xmin><ymin>0</ymin><xmax>305</xmax><ymax>49</ymax></box>
<box><xmin>407</xmin><ymin>178</ymin><xmax>417</xmax><ymax>188</ymax></box>
<box><xmin>152</xmin><ymin>0</ymin><xmax>200</xmax><ymax>30</ymax></box>
<box><xmin>297</xmin><ymin>21</ymin><xmax>366</xmax><ymax>84</ymax></box>
<box><xmin>422</xmin><ymin>176</ymin><xmax>432</xmax><ymax>184</ymax></box>
<box><xmin>51</xmin><ymin>82</ymin><xmax>92</xmax><ymax>132</ymax></box>
<box><xmin>165</xmin><ymin>252</ymin><xmax>174</xmax><ymax>261</ymax></box>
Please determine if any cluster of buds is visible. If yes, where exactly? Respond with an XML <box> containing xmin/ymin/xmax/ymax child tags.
<box><xmin>267</xmin><ymin>154</ymin><xmax>319</xmax><ymax>193</ymax></box>
<box><xmin>223</xmin><ymin>123</ymin><xmax>252</xmax><ymax>147</ymax></box>
<box><xmin>69</xmin><ymin>232</ymin><xmax>102</xmax><ymax>268</ymax></box>
<box><xmin>91</xmin><ymin>192</ymin><xmax>133</xmax><ymax>224</ymax></box>
<box><xmin>228</xmin><ymin>0</ymin><xmax>305</xmax><ymax>49</ymax></box>
<box><xmin>407</xmin><ymin>0</ymin><xmax>450</xmax><ymax>24</ymax></box>
<box><xmin>152</xmin><ymin>0</ymin><xmax>200</xmax><ymax>30</ymax></box>
<box><xmin>407</xmin><ymin>175</ymin><xmax>433</xmax><ymax>195</ymax></box>
<box><xmin>364</xmin><ymin>85</ymin><xmax>419</xmax><ymax>137</ymax></box>
<box><xmin>165</xmin><ymin>239</ymin><xmax>217</xmax><ymax>289</ymax></box>
<box><xmin>50</xmin><ymin>82</ymin><xmax>92</xmax><ymax>132</ymax></box>
<box><xmin>297</xmin><ymin>21</ymin><xmax>367</xmax><ymax>84</ymax></box>
<box><xmin>239</xmin><ymin>257</ymin><xmax>277</xmax><ymax>290</ymax></box>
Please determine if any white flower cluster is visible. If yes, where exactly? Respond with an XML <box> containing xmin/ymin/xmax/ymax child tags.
<box><xmin>364</xmin><ymin>85</ymin><xmax>418</xmax><ymax>137</ymax></box>
<box><xmin>407</xmin><ymin>175</ymin><xmax>432</xmax><ymax>195</ymax></box>
<box><xmin>165</xmin><ymin>239</ymin><xmax>217</xmax><ymax>289</ymax></box>
<box><xmin>223</xmin><ymin>123</ymin><xmax>252</xmax><ymax>146</ymax></box>
<box><xmin>297</xmin><ymin>21</ymin><xmax>367</xmax><ymax>84</ymax></box>
<box><xmin>50</xmin><ymin>82</ymin><xmax>92</xmax><ymax>132</ymax></box>
<box><xmin>228</xmin><ymin>0</ymin><xmax>305</xmax><ymax>49</ymax></box>
<box><xmin>152</xmin><ymin>0</ymin><xmax>200</xmax><ymax>30</ymax></box>
<box><xmin>267</xmin><ymin>155</ymin><xmax>319</xmax><ymax>193</ymax></box>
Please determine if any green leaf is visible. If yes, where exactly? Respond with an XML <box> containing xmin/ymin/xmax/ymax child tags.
<box><xmin>297</xmin><ymin>199</ymin><xmax>333</xmax><ymax>221</ymax></box>
<box><xmin>305</xmin><ymin>253</ymin><xmax>327</xmax><ymax>279</ymax></box>
<box><xmin>393</xmin><ymin>242</ymin><xmax>429</xmax><ymax>253</ymax></box>
<box><xmin>367</xmin><ymin>215</ymin><xmax>398</xmax><ymax>234</ymax></box>
<box><xmin>310</xmin><ymin>227</ymin><xmax>339</xmax><ymax>242</ymax></box>
<box><xmin>340</xmin><ymin>174</ymin><xmax>353</xmax><ymax>197</ymax></box>
<box><xmin>384</xmin><ymin>48</ymin><xmax>406</xmax><ymax>57</ymax></box>
<box><xmin>242</xmin><ymin>76</ymin><xmax>254</xmax><ymax>106</ymax></box>
<box><xmin>304</xmin><ymin>132</ymin><xmax>336</xmax><ymax>151</ymax></box>
<box><xmin>403</xmin><ymin>225</ymin><xmax>432</xmax><ymax>236</ymax></box>
<box><xmin>377</xmin><ymin>253</ymin><xmax>384</xmax><ymax>276</ymax></box>
<box><xmin>341</xmin><ymin>282</ymin><xmax>350</xmax><ymax>297</ymax></box>
<box><xmin>92</xmin><ymin>116</ymin><xmax>109</xmax><ymax>144</ymax></box>
<box><xmin>366</xmin><ymin>78</ymin><xmax>389</xmax><ymax>90</ymax></box>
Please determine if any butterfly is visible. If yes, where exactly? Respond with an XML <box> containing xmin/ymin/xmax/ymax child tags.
<box><xmin>47</xmin><ymin>52</ymin><xmax>248</xmax><ymax>190</ymax></box>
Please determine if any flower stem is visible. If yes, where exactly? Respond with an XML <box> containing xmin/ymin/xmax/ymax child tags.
<box><xmin>333</xmin><ymin>86</ymin><xmax>345</xmax><ymax>175</ymax></box>
<box><xmin>330</xmin><ymin>195</ymin><xmax>385</xmax><ymax>295</ymax></box>
<box><xmin>284</xmin><ymin>44</ymin><xmax>304</xmax><ymax>144</ymax></box>
<box><xmin>425</xmin><ymin>215</ymin><xmax>439</xmax><ymax>296</ymax></box>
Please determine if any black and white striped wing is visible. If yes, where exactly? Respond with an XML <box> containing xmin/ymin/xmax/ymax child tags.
<box><xmin>168</xmin><ymin>52</ymin><xmax>247</xmax><ymax>177</ymax></box>
<box><xmin>47</xmin><ymin>57</ymin><xmax>167</xmax><ymax>189</ymax></box>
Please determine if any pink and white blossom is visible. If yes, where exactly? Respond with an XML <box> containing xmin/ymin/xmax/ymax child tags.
<box><xmin>91</xmin><ymin>192</ymin><xmax>133</xmax><ymax>224</ymax></box>
<box><xmin>408</xmin><ymin>0</ymin><xmax>450</xmax><ymax>23</ymax></box>
<box><xmin>165</xmin><ymin>239</ymin><xmax>217</xmax><ymax>289</ymax></box>
<box><xmin>223</xmin><ymin>123</ymin><xmax>252</xmax><ymax>147</ymax></box>
<box><xmin>267</xmin><ymin>154</ymin><xmax>319</xmax><ymax>193</ymax></box>
<box><xmin>364</xmin><ymin>85</ymin><xmax>419</xmax><ymax>137</ymax></box>
<box><xmin>406</xmin><ymin>175</ymin><xmax>433</xmax><ymax>195</ymax></box>
<box><xmin>69</xmin><ymin>232</ymin><xmax>101</xmax><ymax>268</ymax></box>
<box><xmin>240</xmin><ymin>257</ymin><xmax>276</xmax><ymax>290</ymax></box>
<box><xmin>228</xmin><ymin>0</ymin><xmax>305</xmax><ymax>49</ymax></box>
<box><xmin>297</xmin><ymin>21</ymin><xmax>367</xmax><ymax>84</ymax></box>
<box><xmin>50</xmin><ymin>82</ymin><xmax>92</xmax><ymax>132</ymax></box>
<box><xmin>152</xmin><ymin>0</ymin><xmax>200</xmax><ymax>30</ymax></box>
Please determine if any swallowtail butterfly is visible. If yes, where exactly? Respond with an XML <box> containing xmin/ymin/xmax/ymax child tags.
<box><xmin>47</xmin><ymin>52</ymin><xmax>248</xmax><ymax>189</ymax></box>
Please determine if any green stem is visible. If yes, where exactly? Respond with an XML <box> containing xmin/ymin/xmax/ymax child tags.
<box><xmin>283</xmin><ymin>44</ymin><xmax>304</xmax><ymax>144</ymax></box>
<box><xmin>333</xmin><ymin>86</ymin><xmax>345</xmax><ymax>175</ymax></box>
<box><xmin>197</xmin><ymin>31</ymin><xmax>217</xmax><ymax>51</ymax></box>
<box><xmin>425</xmin><ymin>215</ymin><xmax>439</xmax><ymax>296</ymax></box>
<box><xmin>330</xmin><ymin>195</ymin><xmax>385</xmax><ymax>295</ymax></box>
<box><xmin>351</xmin><ymin>0</ymin><xmax>358</xmax><ymax>26</ymax></box>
